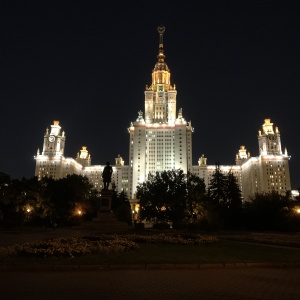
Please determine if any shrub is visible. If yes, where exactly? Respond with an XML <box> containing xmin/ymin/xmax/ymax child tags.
<box><xmin>0</xmin><ymin>235</ymin><xmax>139</xmax><ymax>259</ymax></box>
<box><xmin>0</xmin><ymin>233</ymin><xmax>219</xmax><ymax>259</ymax></box>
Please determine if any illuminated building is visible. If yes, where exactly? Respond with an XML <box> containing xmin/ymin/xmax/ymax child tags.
<box><xmin>191</xmin><ymin>119</ymin><xmax>291</xmax><ymax>200</ymax></box>
<box><xmin>34</xmin><ymin>27</ymin><xmax>291</xmax><ymax>201</ymax></box>
<box><xmin>239</xmin><ymin>119</ymin><xmax>291</xmax><ymax>200</ymax></box>
<box><xmin>127</xmin><ymin>26</ymin><xmax>193</xmax><ymax>198</ymax></box>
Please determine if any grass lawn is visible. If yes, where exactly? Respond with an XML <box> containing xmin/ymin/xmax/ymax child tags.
<box><xmin>1</xmin><ymin>238</ymin><xmax>299</xmax><ymax>266</ymax></box>
<box><xmin>77</xmin><ymin>241</ymin><xmax>300</xmax><ymax>265</ymax></box>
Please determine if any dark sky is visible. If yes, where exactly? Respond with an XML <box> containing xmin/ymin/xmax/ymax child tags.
<box><xmin>1</xmin><ymin>0</ymin><xmax>300</xmax><ymax>189</ymax></box>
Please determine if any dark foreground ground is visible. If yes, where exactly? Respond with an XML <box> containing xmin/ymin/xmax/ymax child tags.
<box><xmin>0</xmin><ymin>224</ymin><xmax>300</xmax><ymax>299</ymax></box>
<box><xmin>1</xmin><ymin>267</ymin><xmax>300</xmax><ymax>300</ymax></box>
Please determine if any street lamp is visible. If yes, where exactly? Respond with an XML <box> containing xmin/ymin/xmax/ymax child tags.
<box><xmin>25</xmin><ymin>205</ymin><xmax>33</xmax><ymax>213</ymax></box>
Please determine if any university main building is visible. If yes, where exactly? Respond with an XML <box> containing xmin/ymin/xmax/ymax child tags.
<box><xmin>34</xmin><ymin>27</ymin><xmax>291</xmax><ymax>202</ymax></box>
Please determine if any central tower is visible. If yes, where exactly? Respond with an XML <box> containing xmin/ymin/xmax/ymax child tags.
<box><xmin>144</xmin><ymin>26</ymin><xmax>177</xmax><ymax>125</ymax></box>
<box><xmin>128</xmin><ymin>26</ymin><xmax>193</xmax><ymax>198</ymax></box>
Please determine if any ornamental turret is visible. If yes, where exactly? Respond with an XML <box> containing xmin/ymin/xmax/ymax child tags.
<box><xmin>76</xmin><ymin>146</ymin><xmax>91</xmax><ymax>167</ymax></box>
<box><xmin>42</xmin><ymin>120</ymin><xmax>65</xmax><ymax>156</ymax></box>
<box><xmin>258</xmin><ymin>119</ymin><xmax>283</xmax><ymax>156</ymax></box>
<box><xmin>235</xmin><ymin>145</ymin><xmax>250</xmax><ymax>165</ymax></box>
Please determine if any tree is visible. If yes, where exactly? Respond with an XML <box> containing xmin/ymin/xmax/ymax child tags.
<box><xmin>0</xmin><ymin>175</ymin><xmax>48</xmax><ymax>227</ymax></box>
<box><xmin>0</xmin><ymin>172</ymin><xmax>12</xmax><ymax>207</ymax></box>
<box><xmin>226</xmin><ymin>172</ymin><xmax>242</xmax><ymax>207</ymax></box>
<box><xmin>243</xmin><ymin>191</ymin><xmax>293</xmax><ymax>231</ymax></box>
<box><xmin>39</xmin><ymin>174</ymin><xmax>98</xmax><ymax>226</ymax></box>
<box><xmin>185</xmin><ymin>172</ymin><xmax>207</xmax><ymax>223</ymax></box>
<box><xmin>0</xmin><ymin>172</ymin><xmax>15</xmax><ymax>226</ymax></box>
<box><xmin>136</xmin><ymin>169</ymin><xmax>187</xmax><ymax>224</ymax></box>
<box><xmin>0</xmin><ymin>172</ymin><xmax>12</xmax><ymax>206</ymax></box>
<box><xmin>223</xmin><ymin>171</ymin><xmax>243</xmax><ymax>229</ymax></box>
<box><xmin>207</xmin><ymin>163</ymin><xmax>243</xmax><ymax>229</ymax></box>
<box><xmin>16</xmin><ymin>177</ymin><xmax>52</xmax><ymax>226</ymax></box>
<box><xmin>207</xmin><ymin>163</ymin><xmax>227</xmax><ymax>205</ymax></box>
<box><xmin>136</xmin><ymin>170</ymin><xmax>208</xmax><ymax>226</ymax></box>
<box><xmin>0</xmin><ymin>173</ymin><xmax>100</xmax><ymax>227</ymax></box>
<box><xmin>112</xmin><ymin>191</ymin><xmax>132</xmax><ymax>223</ymax></box>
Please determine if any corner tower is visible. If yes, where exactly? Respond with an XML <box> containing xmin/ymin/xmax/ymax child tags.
<box><xmin>258</xmin><ymin>118</ymin><xmax>282</xmax><ymax>156</ymax></box>
<box><xmin>240</xmin><ymin>119</ymin><xmax>291</xmax><ymax>200</ymax></box>
<box><xmin>34</xmin><ymin>120</ymin><xmax>67</xmax><ymax>179</ymax></box>
<box><xmin>42</xmin><ymin>121</ymin><xmax>66</xmax><ymax>156</ymax></box>
<box><xmin>257</xmin><ymin>119</ymin><xmax>291</xmax><ymax>194</ymax></box>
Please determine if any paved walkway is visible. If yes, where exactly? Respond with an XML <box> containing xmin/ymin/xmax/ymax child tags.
<box><xmin>1</xmin><ymin>268</ymin><xmax>300</xmax><ymax>299</ymax></box>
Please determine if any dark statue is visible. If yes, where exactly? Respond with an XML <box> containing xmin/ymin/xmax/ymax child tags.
<box><xmin>102</xmin><ymin>162</ymin><xmax>113</xmax><ymax>190</ymax></box>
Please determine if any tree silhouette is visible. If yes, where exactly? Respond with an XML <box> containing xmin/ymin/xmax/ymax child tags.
<box><xmin>207</xmin><ymin>163</ymin><xmax>243</xmax><ymax>229</ymax></box>
<box><xmin>136</xmin><ymin>169</ymin><xmax>187</xmax><ymax>224</ymax></box>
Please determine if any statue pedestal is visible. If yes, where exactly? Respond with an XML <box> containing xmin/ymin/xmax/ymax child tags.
<box><xmin>99</xmin><ymin>190</ymin><xmax>112</xmax><ymax>212</ymax></box>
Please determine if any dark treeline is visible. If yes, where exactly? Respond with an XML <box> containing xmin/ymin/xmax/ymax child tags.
<box><xmin>136</xmin><ymin>167</ymin><xmax>300</xmax><ymax>232</ymax></box>
<box><xmin>1</xmin><ymin>168</ymin><xmax>300</xmax><ymax>231</ymax></box>
<box><xmin>0</xmin><ymin>172</ymin><xmax>131</xmax><ymax>228</ymax></box>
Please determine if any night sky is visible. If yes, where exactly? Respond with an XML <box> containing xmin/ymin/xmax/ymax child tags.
<box><xmin>1</xmin><ymin>1</ymin><xmax>300</xmax><ymax>189</ymax></box>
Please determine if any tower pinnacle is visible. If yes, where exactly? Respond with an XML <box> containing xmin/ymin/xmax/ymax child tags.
<box><xmin>157</xmin><ymin>25</ymin><xmax>166</xmax><ymax>62</ymax></box>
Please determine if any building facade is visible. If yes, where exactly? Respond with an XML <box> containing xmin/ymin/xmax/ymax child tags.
<box><xmin>127</xmin><ymin>26</ymin><xmax>193</xmax><ymax>198</ymax></box>
<box><xmin>34</xmin><ymin>27</ymin><xmax>291</xmax><ymax>201</ymax></box>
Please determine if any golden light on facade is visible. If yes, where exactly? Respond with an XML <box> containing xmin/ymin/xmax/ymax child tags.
<box><xmin>131</xmin><ymin>203</ymin><xmax>140</xmax><ymax>214</ymax></box>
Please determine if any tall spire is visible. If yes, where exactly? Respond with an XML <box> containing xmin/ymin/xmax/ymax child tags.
<box><xmin>151</xmin><ymin>25</ymin><xmax>170</xmax><ymax>86</ymax></box>
<box><xmin>157</xmin><ymin>25</ymin><xmax>166</xmax><ymax>63</ymax></box>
